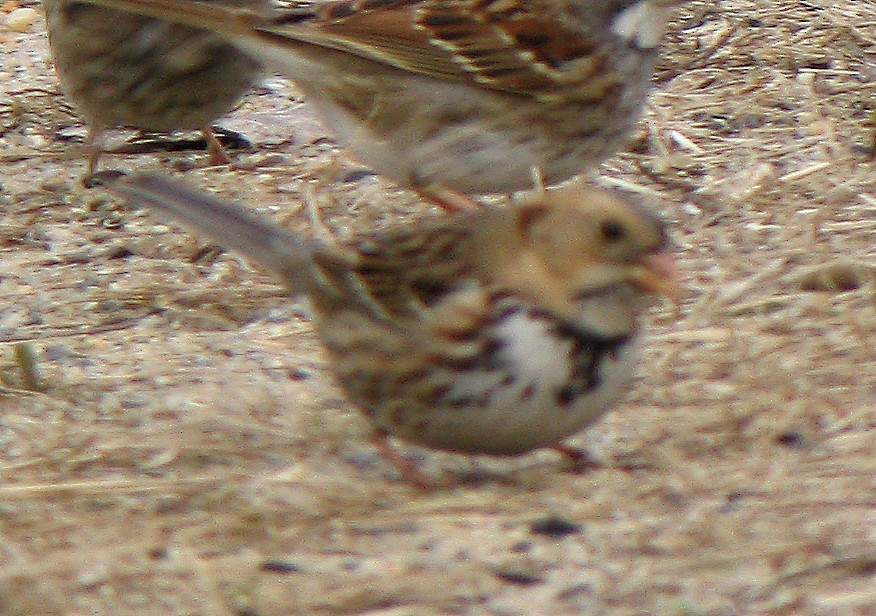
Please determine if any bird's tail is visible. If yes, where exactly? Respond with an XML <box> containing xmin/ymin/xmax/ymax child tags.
<box><xmin>111</xmin><ymin>173</ymin><xmax>317</xmax><ymax>294</ymax></box>
<box><xmin>66</xmin><ymin>0</ymin><xmax>261</xmax><ymax>36</ymax></box>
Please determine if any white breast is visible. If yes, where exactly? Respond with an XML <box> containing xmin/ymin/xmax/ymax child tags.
<box><xmin>418</xmin><ymin>310</ymin><xmax>640</xmax><ymax>455</ymax></box>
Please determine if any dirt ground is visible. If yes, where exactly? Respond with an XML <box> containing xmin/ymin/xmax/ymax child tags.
<box><xmin>0</xmin><ymin>0</ymin><xmax>874</xmax><ymax>614</ymax></box>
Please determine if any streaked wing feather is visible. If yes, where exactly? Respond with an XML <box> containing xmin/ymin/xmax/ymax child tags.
<box><xmin>79</xmin><ymin>0</ymin><xmax>619</xmax><ymax>98</ymax></box>
<box><xmin>263</xmin><ymin>0</ymin><xmax>612</xmax><ymax>97</ymax></box>
<box><xmin>310</xmin><ymin>222</ymin><xmax>476</xmax><ymax>321</ymax></box>
<box><xmin>265</xmin><ymin>1</ymin><xmax>474</xmax><ymax>83</ymax></box>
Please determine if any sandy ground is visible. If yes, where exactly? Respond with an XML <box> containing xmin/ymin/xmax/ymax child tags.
<box><xmin>0</xmin><ymin>0</ymin><xmax>874</xmax><ymax>614</ymax></box>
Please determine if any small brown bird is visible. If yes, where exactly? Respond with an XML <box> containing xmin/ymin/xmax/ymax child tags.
<box><xmin>78</xmin><ymin>0</ymin><xmax>684</xmax><ymax>207</ymax></box>
<box><xmin>111</xmin><ymin>173</ymin><xmax>679</xmax><ymax>486</ymax></box>
<box><xmin>42</xmin><ymin>0</ymin><xmax>265</xmax><ymax>173</ymax></box>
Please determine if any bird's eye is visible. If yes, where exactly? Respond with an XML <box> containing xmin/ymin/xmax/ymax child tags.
<box><xmin>600</xmin><ymin>219</ymin><xmax>625</xmax><ymax>242</ymax></box>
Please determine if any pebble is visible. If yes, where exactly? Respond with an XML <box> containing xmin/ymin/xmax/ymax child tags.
<box><xmin>3</xmin><ymin>7</ymin><xmax>39</xmax><ymax>32</ymax></box>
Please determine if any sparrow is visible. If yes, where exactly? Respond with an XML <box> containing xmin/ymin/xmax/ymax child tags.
<box><xmin>76</xmin><ymin>0</ymin><xmax>684</xmax><ymax>208</ymax></box>
<box><xmin>42</xmin><ymin>0</ymin><xmax>265</xmax><ymax>173</ymax></box>
<box><xmin>110</xmin><ymin>173</ymin><xmax>679</xmax><ymax>486</ymax></box>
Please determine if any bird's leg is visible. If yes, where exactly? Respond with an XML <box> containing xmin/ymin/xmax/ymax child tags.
<box><xmin>302</xmin><ymin>182</ymin><xmax>339</xmax><ymax>246</ymax></box>
<box><xmin>202</xmin><ymin>125</ymin><xmax>232</xmax><ymax>166</ymax></box>
<box><xmin>551</xmin><ymin>444</ymin><xmax>603</xmax><ymax>473</ymax></box>
<box><xmin>85</xmin><ymin>123</ymin><xmax>104</xmax><ymax>175</ymax></box>
<box><xmin>371</xmin><ymin>430</ymin><xmax>450</xmax><ymax>489</ymax></box>
<box><xmin>418</xmin><ymin>185</ymin><xmax>483</xmax><ymax>213</ymax></box>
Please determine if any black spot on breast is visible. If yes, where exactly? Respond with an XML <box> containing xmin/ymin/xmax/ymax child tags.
<box><xmin>553</xmin><ymin>325</ymin><xmax>629</xmax><ymax>407</ymax></box>
<box><xmin>556</xmin><ymin>383</ymin><xmax>585</xmax><ymax>406</ymax></box>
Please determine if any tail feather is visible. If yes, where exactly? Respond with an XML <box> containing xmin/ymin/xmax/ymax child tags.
<box><xmin>69</xmin><ymin>0</ymin><xmax>261</xmax><ymax>34</ymax></box>
<box><xmin>111</xmin><ymin>174</ymin><xmax>315</xmax><ymax>293</ymax></box>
